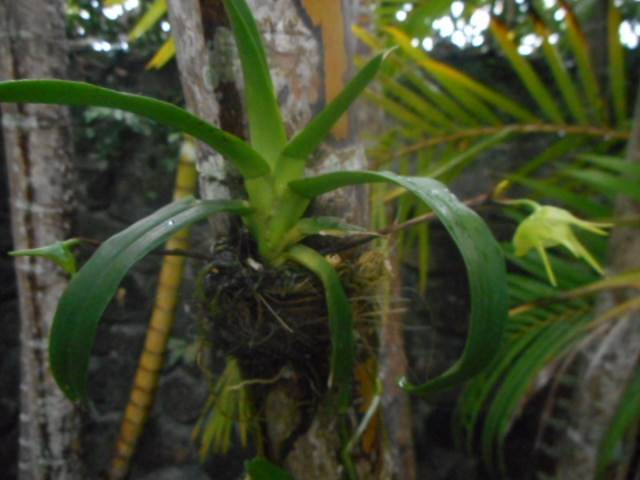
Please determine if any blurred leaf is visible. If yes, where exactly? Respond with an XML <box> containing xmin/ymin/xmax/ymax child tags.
<box><xmin>427</xmin><ymin>131</ymin><xmax>511</xmax><ymax>179</ymax></box>
<box><xmin>145</xmin><ymin>37</ymin><xmax>175</xmax><ymax>70</ymax></box>
<box><xmin>512</xmin><ymin>176</ymin><xmax>610</xmax><ymax>217</ymax></box>
<box><xmin>510</xmin><ymin>135</ymin><xmax>591</xmax><ymax>180</ymax></box>
<box><xmin>608</xmin><ymin>5</ymin><xmax>627</xmax><ymax>126</ymax></box>
<box><xmin>532</xmin><ymin>11</ymin><xmax>588</xmax><ymax>125</ymax></box>
<box><xmin>385</xmin><ymin>27</ymin><xmax>538</xmax><ymax>123</ymax></box>
<box><xmin>490</xmin><ymin>17</ymin><xmax>565</xmax><ymax>124</ymax></box>
<box><xmin>366</xmin><ymin>88</ymin><xmax>446</xmax><ymax>136</ymax></box>
<box><xmin>399</xmin><ymin>68</ymin><xmax>480</xmax><ymax>125</ymax></box>
<box><xmin>372</xmin><ymin>75</ymin><xmax>452</xmax><ymax>134</ymax></box>
<box><xmin>557</xmin><ymin>269</ymin><xmax>640</xmax><ymax>298</ymax></box>
<box><xmin>166</xmin><ymin>338</ymin><xmax>198</xmax><ymax>367</ymax></box>
<box><xmin>562</xmin><ymin>0</ymin><xmax>605</xmax><ymax>124</ymax></box>
<box><xmin>129</xmin><ymin>0</ymin><xmax>167</xmax><ymax>41</ymax></box>
<box><xmin>245</xmin><ymin>457</ymin><xmax>294</xmax><ymax>480</ymax></box>
<box><xmin>505</xmin><ymin>246</ymin><xmax>600</xmax><ymax>290</ymax></box>
<box><xmin>580</xmin><ymin>154</ymin><xmax>640</xmax><ymax>179</ymax></box>
<box><xmin>562</xmin><ymin>167</ymin><xmax>640</xmax><ymax>202</ymax></box>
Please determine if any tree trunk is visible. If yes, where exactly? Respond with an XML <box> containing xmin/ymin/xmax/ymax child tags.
<box><xmin>239</xmin><ymin>3</ymin><xmax>374</xmax><ymax>477</ymax></box>
<box><xmin>552</xmin><ymin>86</ymin><xmax>640</xmax><ymax>479</ymax></box>
<box><xmin>0</xmin><ymin>1</ymin><xmax>82</xmax><ymax>479</ymax></box>
<box><xmin>167</xmin><ymin>0</ymin><xmax>231</xmax><ymax>238</ymax></box>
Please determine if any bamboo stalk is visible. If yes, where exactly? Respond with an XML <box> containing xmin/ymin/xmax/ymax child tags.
<box><xmin>107</xmin><ymin>137</ymin><xmax>199</xmax><ymax>480</ymax></box>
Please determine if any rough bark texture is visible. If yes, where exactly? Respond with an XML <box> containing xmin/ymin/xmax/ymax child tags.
<box><xmin>380</xmin><ymin>255</ymin><xmax>416</xmax><ymax>480</ymax></box>
<box><xmin>247</xmin><ymin>2</ymin><xmax>374</xmax><ymax>477</ymax></box>
<box><xmin>166</xmin><ymin>0</ymin><xmax>230</xmax><ymax>235</ymax></box>
<box><xmin>248</xmin><ymin>0</ymin><xmax>369</xmax><ymax>222</ymax></box>
<box><xmin>552</xmin><ymin>87</ymin><xmax>640</xmax><ymax>479</ymax></box>
<box><xmin>0</xmin><ymin>1</ymin><xmax>83</xmax><ymax>479</ymax></box>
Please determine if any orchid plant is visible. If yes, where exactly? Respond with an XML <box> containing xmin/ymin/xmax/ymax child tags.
<box><xmin>1</xmin><ymin>0</ymin><xmax>507</xmax><ymax>435</ymax></box>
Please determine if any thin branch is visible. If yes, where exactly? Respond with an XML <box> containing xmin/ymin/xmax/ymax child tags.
<box><xmin>320</xmin><ymin>190</ymin><xmax>494</xmax><ymax>255</ymax></box>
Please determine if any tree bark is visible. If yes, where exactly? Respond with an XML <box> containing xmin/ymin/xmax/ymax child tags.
<box><xmin>242</xmin><ymin>2</ymin><xmax>377</xmax><ymax>478</ymax></box>
<box><xmin>166</xmin><ymin>0</ymin><xmax>230</xmax><ymax>237</ymax></box>
<box><xmin>0</xmin><ymin>1</ymin><xmax>82</xmax><ymax>479</ymax></box>
<box><xmin>552</xmin><ymin>86</ymin><xmax>640</xmax><ymax>480</ymax></box>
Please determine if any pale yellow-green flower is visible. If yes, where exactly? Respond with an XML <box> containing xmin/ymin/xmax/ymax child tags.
<box><xmin>509</xmin><ymin>201</ymin><xmax>612</xmax><ymax>286</ymax></box>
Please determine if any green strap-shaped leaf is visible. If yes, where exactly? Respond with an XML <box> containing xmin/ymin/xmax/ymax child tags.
<box><xmin>290</xmin><ymin>171</ymin><xmax>508</xmax><ymax>396</ymax></box>
<box><xmin>223</xmin><ymin>0</ymin><xmax>287</xmax><ymax>165</ymax></box>
<box><xmin>50</xmin><ymin>197</ymin><xmax>252</xmax><ymax>402</ymax></box>
<box><xmin>0</xmin><ymin>80</ymin><xmax>269</xmax><ymax>179</ymax></box>
<box><xmin>245</xmin><ymin>457</ymin><xmax>295</xmax><ymax>480</ymax></box>
<box><xmin>279</xmin><ymin>52</ymin><xmax>387</xmax><ymax>180</ymax></box>
<box><xmin>286</xmin><ymin>244</ymin><xmax>355</xmax><ymax>410</ymax></box>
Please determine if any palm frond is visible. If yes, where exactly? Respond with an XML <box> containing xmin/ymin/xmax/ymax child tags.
<box><xmin>367</xmin><ymin>2</ymin><xmax>630</xmax><ymax>190</ymax></box>
<box><xmin>367</xmin><ymin>2</ymin><xmax>638</xmax><ymax>475</ymax></box>
<box><xmin>454</xmin><ymin>258</ymin><xmax>640</xmax><ymax>476</ymax></box>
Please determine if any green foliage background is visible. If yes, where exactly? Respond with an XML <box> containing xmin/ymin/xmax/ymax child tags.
<box><xmin>367</xmin><ymin>0</ymin><xmax>640</xmax><ymax>478</ymax></box>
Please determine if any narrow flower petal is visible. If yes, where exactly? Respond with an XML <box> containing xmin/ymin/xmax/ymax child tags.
<box><xmin>537</xmin><ymin>245</ymin><xmax>557</xmax><ymax>286</ymax></box>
